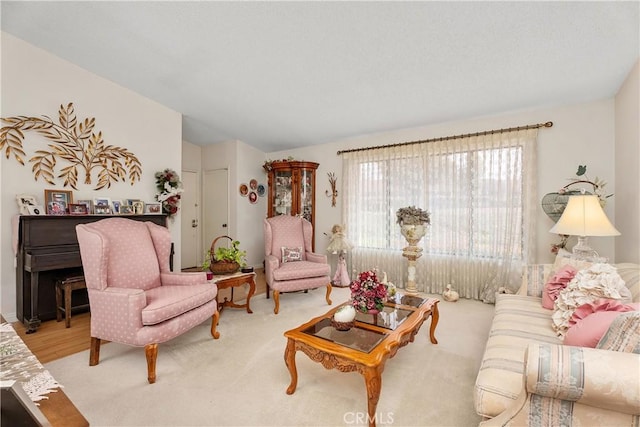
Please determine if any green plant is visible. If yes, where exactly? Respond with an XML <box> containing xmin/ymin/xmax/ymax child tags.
<box><xmin>212</xmin><ymin>240</ymin><xmax>247</xmax><ymax>267</ymax></box>
<box><xmin>200</xmin><ymin>251</ymin><xmax>212</xmax><ymax>271</ymax></box>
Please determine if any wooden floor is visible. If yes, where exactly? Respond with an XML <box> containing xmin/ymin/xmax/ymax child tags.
<box><xmin>13</xmin><ymin>269</ymin><xmax>267</xmax><ymax>364</ymax></box>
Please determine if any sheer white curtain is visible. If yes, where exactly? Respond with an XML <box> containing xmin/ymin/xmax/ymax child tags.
<box><xmin>342</xmin><ymin>129</ymin><xmax>538</xmax><ymax>303</ymax></box>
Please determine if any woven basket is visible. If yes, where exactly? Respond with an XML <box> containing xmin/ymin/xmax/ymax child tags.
<box><xmin>209</xmin><ymin>235</ymin><xmax>240</xmax><ymax>275</ymax></box>
<box><xmin>331</xmin><ymin>317</ymin><xmax>355</xmax><ymax>331</ymax></box>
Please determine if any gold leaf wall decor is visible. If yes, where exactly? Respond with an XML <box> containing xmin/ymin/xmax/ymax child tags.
<box><xmin>0</xmin><ymin>102</ymin><xmax>142</xmax><ymax>190</ymax></box>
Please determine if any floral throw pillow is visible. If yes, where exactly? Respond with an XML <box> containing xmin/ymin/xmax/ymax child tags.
<box><xmin>551</xmin><ymin>263</ymin><xmax>631</xmax><ymax>338</ymax></box>
<box><xmin>281</xmin><ymin>246</ymin><xmax>303</xmax><ymax>263</ymax></box>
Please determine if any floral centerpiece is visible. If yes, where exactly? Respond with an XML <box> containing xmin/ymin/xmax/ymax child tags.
<box><xmin>350</xmin><ymin>269</ymin><xmax>388</xmax><ymax>314</ymax></box>
<box><xmin>155</xmin><ymin>168</ymin><xmax>183</xmax><ymax>218</ymax></box>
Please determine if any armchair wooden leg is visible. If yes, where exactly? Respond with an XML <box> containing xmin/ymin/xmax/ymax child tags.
<box><xmin>211</xmin><ymin>311</ymin><xmax>220</xmax><ymax>339</ymax></box>
<box><xmin>325</xmin><ymin>283</ymin><xmax>333</xmax><ymax>306</ymax></box>
<box><xmin>89</xmin><ymin>337</ymin><xmax>101</xmax><ymax>366</ymax></box>
<box><xmin>273</xmin><ymin>290</ymin><xmax>280</xmax><ymax>314</ymax></box>
<box><xmin>145</xmin><ymin>343</ymin><xmax>158</xmax><ymax>384</ymax></box>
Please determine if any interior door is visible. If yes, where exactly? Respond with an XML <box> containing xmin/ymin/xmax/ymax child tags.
<box><xmin>203</xmin><ymin>169</ymin><xmax>229</xmax><ymax>256</ymax></box>
<box><xmin>180</xmin><ymin>170</ymin><xmax>199</xmax><ymax>269</ymax></box>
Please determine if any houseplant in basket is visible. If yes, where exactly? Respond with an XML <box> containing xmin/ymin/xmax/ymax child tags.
<box><xmin>208</xmin><ymin>236</ymin><xmax>247</xmax><ymax>275</ymax></box>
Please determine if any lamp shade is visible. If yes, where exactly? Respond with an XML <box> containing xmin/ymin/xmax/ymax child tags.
<box><xmin>549</xmin><ymin>195</ymin><xmax>620</xmax><ymax>237</ymax></box>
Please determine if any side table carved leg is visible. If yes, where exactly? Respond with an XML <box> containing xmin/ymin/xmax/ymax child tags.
<box><xmin>246</xmin><ymin>277</ymin><xmax>255</xmax><ymax>314</ymax></box>
<box><xmin>429</xmin><ymin>302</ymin><xmax>439</xmax><ymax>344</ymax></box>
<box><xmin>211</xmin><ymin>311</ymin><xmax>220</xmax><ymax>339</ymax></box>
<box><xmin>363</xmin><ymin>366</ymin><xmax>383</xmax><ymax>427</ymax></box>
<box><xmin>284</xmin><ymin>338</ymin><xmax>298</xmax><ymax>395</ymax></box>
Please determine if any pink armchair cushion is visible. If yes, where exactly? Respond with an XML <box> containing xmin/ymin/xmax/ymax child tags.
<box><xmin>142</xmin><ymin>284</ymin><xmax>217</xmax><ymax>325</ymax></box>
<box><xmin>272</xmin><ymin>260</ymin><xmax>330</xmax><ymax>281</ymax></box>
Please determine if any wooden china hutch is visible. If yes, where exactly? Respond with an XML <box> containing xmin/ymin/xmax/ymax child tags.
<box><xmin>265</xmin><ymin>160</ymin><xmax>319</xmax><ymax>248</ymax></box>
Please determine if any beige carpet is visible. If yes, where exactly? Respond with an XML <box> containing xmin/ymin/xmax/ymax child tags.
<box><xmin>45</xmin><ymin>287</ymin><xmax>495</xmax><ymax>427</ymax></box>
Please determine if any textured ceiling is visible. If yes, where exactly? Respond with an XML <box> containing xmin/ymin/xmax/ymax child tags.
<box><xmin>1</xmin><ymin>1</ymin><xmax>638</xmax><ymax>152</ymax></box>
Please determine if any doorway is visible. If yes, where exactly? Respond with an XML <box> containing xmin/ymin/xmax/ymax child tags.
<box><xmin>180</xmin><ymin>170</ymin><xmax>200</xmax><ymax>269</ymax></box>
<box><xmin>203</xmin><ymin>169</ymin><xmax>229</xmax><ymax>256</ymax></box>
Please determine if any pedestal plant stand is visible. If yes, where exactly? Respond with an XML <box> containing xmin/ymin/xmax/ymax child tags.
<box><xmin>396</xmin><ymin>206</ymin><xmax>431</xmax><ymax>296</ymax></box>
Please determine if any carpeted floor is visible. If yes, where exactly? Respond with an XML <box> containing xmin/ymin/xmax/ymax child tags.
<box><xmin>45</xmin><ymin>287</ymin><xmax>494</xmax><ymax>427</ymax></box>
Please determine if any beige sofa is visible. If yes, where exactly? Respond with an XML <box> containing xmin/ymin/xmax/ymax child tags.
<box><xmin>474</xmin><ymin>260</ymin><xmax>640</xmax><ymax>426</ymax></box>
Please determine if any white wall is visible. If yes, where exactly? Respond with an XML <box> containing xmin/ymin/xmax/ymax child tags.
<box><xmin>269</xmin><ymin>98</ymin><xmax>624</xmax><ymax>265</ymax></box>
<box><xmin>614</xmin><ymin>59</ymin><xmax>640</xmax><ymax>264</ymax></box>
<box><xmin>1</xmin><ymin>33</ymin><xmax>182</xmax><ymax>321</ymax></box>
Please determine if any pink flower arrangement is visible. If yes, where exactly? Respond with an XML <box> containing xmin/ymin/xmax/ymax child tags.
<box><xmin>350</xmin><ymin>270</ymin><xmax>388</xmax><ymax>313</ymax></box>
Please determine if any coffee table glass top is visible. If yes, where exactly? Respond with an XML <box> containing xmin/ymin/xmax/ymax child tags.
<box><xmin>302</xmin><ymin>318</ymin><xmax>386</xmax><ymax>353</ymax></box>
<box><xmin>301</xmin><ymin>293</ymin><xmax>430</xmax><ymax>353</ymax></box>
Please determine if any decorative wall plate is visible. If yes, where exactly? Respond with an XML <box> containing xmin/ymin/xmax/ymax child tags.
<box><xmin>249</xmin><ymin>179</ymin><xmax>258</xmax><ymax>190</ymax></box>
<box><xmin>239</xmin><ymin>184</ymin><xmax>249</xmax><ymax>196</ymax></box>
<box><xmin>249</xmin><ymin>191</ymin><xmax>258</xmax><ymax>204</ymax></box>
<box><xmin>257</xmin><ymin>184</ymin><xmax>266</xmax><ymax>197</ymax></box>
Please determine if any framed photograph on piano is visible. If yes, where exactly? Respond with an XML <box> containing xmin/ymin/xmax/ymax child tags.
<box><xmin>44</xmin><ymin>189</ymin><xmax>73</xmax><ymax>214</ymax></box>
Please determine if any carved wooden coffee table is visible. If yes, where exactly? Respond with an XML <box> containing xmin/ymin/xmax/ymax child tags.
<box><xmin>284</xmin><ymin>294</ymin><xmax>439</xmax><ymax>427</ymax></box>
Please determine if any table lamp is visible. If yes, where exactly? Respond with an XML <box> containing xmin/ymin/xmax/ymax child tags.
<box><xmin>549</xmin><ymin>194</ymin><xmax>620</xmax><ymax>257</ymax></box>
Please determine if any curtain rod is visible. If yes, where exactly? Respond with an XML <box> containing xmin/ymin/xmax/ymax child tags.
<box><xmin>336</xmin><ymin>121</ymin><xmax>553</xmax><ymax>155</ymax></box>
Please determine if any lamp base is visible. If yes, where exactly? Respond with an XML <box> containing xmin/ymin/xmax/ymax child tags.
<box><xmin>571</xmin><ymin>236</ymin><xmax>599</xmax><ymax>258</ymax></box>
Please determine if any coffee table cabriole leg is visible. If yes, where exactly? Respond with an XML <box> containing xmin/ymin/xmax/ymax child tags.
<box><xmin>363</xmin><ymin>365</ymin><xmax>384</xmax><ymax>427</ymax></box>
<box><xmin>285</xmin><ymin>338</ymin><xmax>298</xmax><ymax>395</ymax></box>
<box><xmin>429</xmin><ymin>301</ymin><xmax>439</xmax><ymax>344</ymax></box>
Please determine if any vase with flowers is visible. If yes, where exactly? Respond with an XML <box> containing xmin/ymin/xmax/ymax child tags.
<box><xmin>155</xmin><ymin>168</ymin><xmax>183</xmax><ymax>218</ymax></box>
<box><xmin>350</xmin><ymin>269</ymin><xmax>388</xmax><ymax>314</ymax></box>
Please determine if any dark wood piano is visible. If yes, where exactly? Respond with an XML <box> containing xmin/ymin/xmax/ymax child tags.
<box><xmin>16</xmin><ymin>214</ymin><xmax>168</xmax><ymax>333</ymax></box>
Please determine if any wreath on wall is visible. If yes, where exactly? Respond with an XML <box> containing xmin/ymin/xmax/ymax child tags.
<box><xmin>155</xmin><ymin>168</ymin><xmax>183</xmax><ymax>218</ymax></box>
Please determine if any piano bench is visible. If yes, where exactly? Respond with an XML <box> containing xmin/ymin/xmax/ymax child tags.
<box><xmin>55</xmin><ymin>276</ymin><xmax>89</xmax><ymax>328</ymax></box>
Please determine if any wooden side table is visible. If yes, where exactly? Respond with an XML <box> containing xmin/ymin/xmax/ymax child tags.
<box><xmin>210</xmin><ymin>272</ymin><xmax>256</xmax><ymax>314</ymax></box>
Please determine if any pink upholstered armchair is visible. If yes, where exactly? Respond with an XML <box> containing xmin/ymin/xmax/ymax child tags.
<box><xmin>263</xmin><ymin>215</ymin><xmax>332</xmax><ymax>314</ymax></box>
<box><xmin>76</xmin><ymin>217</ymin><xmax>219</xmax><ymax>384</ymax></box>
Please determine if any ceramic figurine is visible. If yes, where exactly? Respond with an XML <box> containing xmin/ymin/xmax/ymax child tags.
<box><xmin>443</xmin><ymin>284</ymin><xmax>459</xmax><ymax>302</ymax></box>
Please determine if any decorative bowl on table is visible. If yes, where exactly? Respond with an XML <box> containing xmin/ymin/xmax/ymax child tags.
<box><xmin>332</xmin><ymin>305</ymin><xmax>357</xmax><ymax>331</ymax></box>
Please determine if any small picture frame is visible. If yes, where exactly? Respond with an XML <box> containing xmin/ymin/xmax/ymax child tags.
<box><xmin>68</xmin><ymin>203</ymin><xmax>88</xmax><ymax>215</ymax></box>
<box><xmin>94</xmin><ymin>204</ymin><xmax>112</xmax><ymax>215</ymax></box>
<box><xmin>44</xmin><ymin>189</ymin><xmax>73</xmax><ymax>213</ymax></box>
<box><xmin>145</xmin><ymin>203</ymin><xmax>162</xmax><ymax>214</ymax></box>
<box><xmin>76</xmin><ymin>200</ymin><xmax>93</xmax><ymax>214</ymax></box>
<box><xmin>16</xmin><ymin>194</ymin><xmax>38</xmax><ymax>215</ymax></box>
<box><xmin>119</xmin><ymin>205</ymin><xmax>134</xmax><ymax>215</ymax></box>
<box><xmin>131</xmin><ymin>200</ymin><xmax>145</xmax><ymax>215</ymax></box>
<box><xmin>94</xmin><ymin>197</ymin><xmax>111</xmax><ymax>208</ymax></box>
<box><xmin>47</xmin><ymin>201</ymin><xmax>67</xmax><ymax>215</ymax></box>
<box><xmin>112</xmin><ymin>200</ymin><xmax>122</xmax><ymax>214</ymax></box>
<box><xmin>27</xmin><ymin>205</ymin><xmax>45</xmax><ymax>215</ymax></box>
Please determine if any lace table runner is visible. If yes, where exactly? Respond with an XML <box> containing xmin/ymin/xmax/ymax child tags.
<box><xmin>1</xmin><ymin>322</ymin><xmax>61</xmax><ymax>402</ymax></box>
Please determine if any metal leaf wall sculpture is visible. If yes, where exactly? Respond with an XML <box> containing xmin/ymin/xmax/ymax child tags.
<box><xmin>0</xmin><ymin>102</ymin><xmax>142</xmax><ymax>190</ymax></box>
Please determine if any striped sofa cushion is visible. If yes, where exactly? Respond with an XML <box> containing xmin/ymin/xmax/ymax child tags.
<box><xmin>474</xmin><ymin>293</ymin><xmax>562</xmax><ymax>418</ymax></box>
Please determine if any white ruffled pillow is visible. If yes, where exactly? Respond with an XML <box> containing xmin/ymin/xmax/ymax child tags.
<box><xmin>552</xmin><ymin>263</ymin><xmax>631</xmax><ymax>337</ymax></box>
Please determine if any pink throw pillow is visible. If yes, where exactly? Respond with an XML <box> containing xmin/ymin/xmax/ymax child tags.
<box><xmin>542</xmin><ymin>265</ymin><xmax>578</xmax><ymax>309</ymax></box>
<box><xmin>564</xmin><ymin>300</ymin><xmax>639</xmax><ymax>348</ymax></box>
